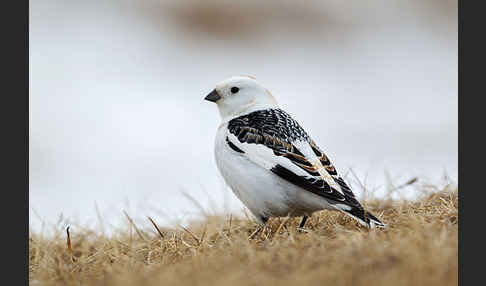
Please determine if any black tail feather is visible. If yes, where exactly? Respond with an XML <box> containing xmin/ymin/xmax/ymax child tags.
<box><xmin>341</xmin><ymin>207</ymin><xmax>386</xmax><ymax>228</ymax></box>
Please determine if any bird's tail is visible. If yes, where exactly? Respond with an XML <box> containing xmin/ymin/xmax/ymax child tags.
<box><xmin>338</xmin><ymin>206</ymin><xmax>386</xmax><ymax>229</ymax></box>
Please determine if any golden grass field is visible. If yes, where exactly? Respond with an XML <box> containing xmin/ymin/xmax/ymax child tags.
<box><xmin>29</xmin><ymin>186</ymin><xmax>458</xmax><ymax>286</ymax></box>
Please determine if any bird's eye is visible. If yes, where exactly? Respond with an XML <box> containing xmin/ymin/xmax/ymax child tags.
<box><xmin>231</xmin><ymin>87</ymin><xmax>239</xmax><ymax>94</ymax></box>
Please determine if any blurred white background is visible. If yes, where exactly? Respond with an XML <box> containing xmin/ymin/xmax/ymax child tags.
<box><xmin>29</xmin><ymin>0</ymin><xmax>457</xmax><ymax>232</ymax></box>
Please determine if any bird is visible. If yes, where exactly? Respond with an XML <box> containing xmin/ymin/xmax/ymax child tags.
<box><xmin>204</xmin><ymin>75</ymin><xmax>385</xmax><ymax>230</ymax></box>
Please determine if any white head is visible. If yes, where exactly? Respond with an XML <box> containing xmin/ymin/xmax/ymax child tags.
<box><xmin>204</xmin><ymin>76</ymin><xmax>278</xmax><ymax>121</ymax></box>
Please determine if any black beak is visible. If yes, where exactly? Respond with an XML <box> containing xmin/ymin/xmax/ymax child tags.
<box><xmin>204</xmin><ymin>89</ymin><xmax>221</xmax><ymax>102</ymax></box>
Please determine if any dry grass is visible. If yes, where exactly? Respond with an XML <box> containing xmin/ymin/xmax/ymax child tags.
<box><xmin>29</xmin><ymin>187</ymin><xmax>458</xmax><ymax>286</ymax></box>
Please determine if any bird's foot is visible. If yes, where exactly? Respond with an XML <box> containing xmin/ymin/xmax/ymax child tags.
<box><xmin>297</xmin><ymin>227</ymin><xmax>309</xmax><ymax>233</ymax></box>
<box><xmin>297</xmin><ymin>215</ymin><xmax>309</xmax><ymax>233</ymax></box>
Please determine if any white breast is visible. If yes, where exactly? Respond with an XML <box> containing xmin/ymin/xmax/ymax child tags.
<box><xmin>213</xmin><ymin>123</ymin><xmax>333</xmax><ymax>222</ymax></box>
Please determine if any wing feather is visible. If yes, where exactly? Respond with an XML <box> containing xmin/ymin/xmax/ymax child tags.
<box><xmin>225</xmin><ymin>108</ymin><xmax>385</xmax><ymax>227</ymax></box>
<box><xmin>226</xmin><ymin>109</ymin><xmax>355</xmax><ymax>205</ymax></box>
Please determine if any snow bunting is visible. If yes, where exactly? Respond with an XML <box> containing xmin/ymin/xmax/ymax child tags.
<box><xmin>205</xmin><ymin>76</ymin><xmax>385</xmax><ymax>229</ymax></box>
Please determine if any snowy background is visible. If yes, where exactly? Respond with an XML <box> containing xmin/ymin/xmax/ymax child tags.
<box><xmin>29</xmin><ymin>0</ymin><xmax>457</xmax><ymax>233</ymax></box>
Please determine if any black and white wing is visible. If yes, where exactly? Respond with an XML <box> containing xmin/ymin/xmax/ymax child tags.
<box><xmin>225</xmin><ymin>108</ymin><xmax>384</xmax><ymax>227</ymax></box>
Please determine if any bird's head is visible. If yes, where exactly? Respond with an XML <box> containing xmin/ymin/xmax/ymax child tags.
<box><xmin>204</xmin><ymin>76</ymin><xmax>278</xmax><ymax>121</ymax></box>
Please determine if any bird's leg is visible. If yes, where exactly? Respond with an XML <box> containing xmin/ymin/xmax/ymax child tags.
<box><xmin>298</xmin><ymin>216</ymin><xmax>308</xmax><ymax>228</ymax></box>
<box><xmin>261</xmin><ymin>216</ymin><xmax>269</xmax><ymax>224</ymax></box>
<box><xmin>297</xmin><ymin>216</ymin><xmax>309</xmax><ymax>233</ymax></box>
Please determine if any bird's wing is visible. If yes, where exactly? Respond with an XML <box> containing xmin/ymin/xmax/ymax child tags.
<box><xmin>226</xmin><ymin>108</ymin><xmax>361</xmax><ymax>209</ymax></box>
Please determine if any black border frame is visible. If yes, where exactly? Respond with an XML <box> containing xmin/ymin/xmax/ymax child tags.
<box><xmin>2</xmin><ymin>0</ymin><xmax>29</xmax><ymax>284</ymax></box>
<box><xmin>458</xmin><ymin>1</ymin><xmax>484</xmax><ymax>285</ymax></box>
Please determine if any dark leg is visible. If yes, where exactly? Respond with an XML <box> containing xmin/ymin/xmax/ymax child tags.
<box><xmin>261</xmin><ymin>216</ymin><xmax>269</xmax><ymax>224</ymax></box>
<box><xmin>297</xmin><ymin>216</ymin><xmax>308</xmax><ymax>231</ymax></box>
<box><xmin>299</xmin><ymin>216</ymin><xmax>308</xmax><ymax>228</ymax></box>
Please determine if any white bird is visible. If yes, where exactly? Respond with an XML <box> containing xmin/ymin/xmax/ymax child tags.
<box><xmin>205</xmin><ymin>76</ymin><xmax>385</xmax><ymax>229</ymax></box>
